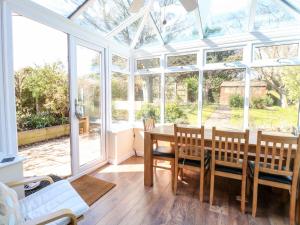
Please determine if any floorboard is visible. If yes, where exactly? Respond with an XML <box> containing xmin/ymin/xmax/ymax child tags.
<box><xmin>79</xmin><ymin>156</ymin><xmax>290</xmax><ymax>225</ymax></box>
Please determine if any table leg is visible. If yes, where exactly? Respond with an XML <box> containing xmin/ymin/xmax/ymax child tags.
<box><xmin>144</xmin><ymin>132</ymin><xmax>153</xmax><ymax>187</ymax></box>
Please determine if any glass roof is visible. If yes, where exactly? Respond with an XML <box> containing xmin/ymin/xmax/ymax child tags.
<box><xmin>30</xmin><ymin>0</ymin><xmax>300</xmax><ymax>49</ymax></box>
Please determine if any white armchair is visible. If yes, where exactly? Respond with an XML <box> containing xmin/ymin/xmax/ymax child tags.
<box><xmin>1</xmin><ymin>176</ymin><xmax>89</xmax><ymax>225</ymax></box>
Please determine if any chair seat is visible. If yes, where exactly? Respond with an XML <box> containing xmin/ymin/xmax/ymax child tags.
<box><xmin>20</xmin><ymin>180</ymin><xmax>89</xmax><ymax>225</ymax></box>
<box><xmin>248</xmin><ymin>161</ymin><xmax>292</xmax><ymax>185</ymax></box>
<box><xmin>153</xmin><ymin>146</ymin><xmax>175</xmax><ymax>158</ymax></box>
<box><xmin>215</xmin><ymin>164</ymin><xmax>242</xmax><ymax>175</ymax></box>
<box><xmin>178</xmin><ymin>156</ymin><xmax>210</xmax><ymax>168</ymax></box>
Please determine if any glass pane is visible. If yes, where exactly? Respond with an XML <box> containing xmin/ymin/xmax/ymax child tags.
<box><xmin>201</xmin><ymin>0</ymin><xmax>250</xmax><ymax>38</ymax></box>
<box><xmin>13</xmin><ymin>14</ymin><xmax>71</xmax><ymax>177</ymax></box>
<box><xmin>202</xmin><ymin>69</ymin><xmax>245</xmax><ymax>130</ymax></box>
<box><xmin>167</xmin><ymin>54</ymin><xmax>197</xmax><ymax>67</ymax></box>
<box><xmin>165</xmin><ymin>72</ymin><xmax>199</xmax><ymax>124</ymax></box>
<box><xmin>135</xmin><ymin>19</ymin><xmax>161</xmax><ymax>49</ymax></box>
<box><xmin>151</xmin><ymin>0</ymin><xmax>200</xmax><ymax>44</ymax></box>
<box><xmin>135</xmin><ymin>74</ymin><xmax>161</xmax><ymax>121</ymax></box>
<box><xmin>76</xmin><ymin>45</ymin><xmax>102</xmax><ymax>166</ymax></box>
<box><xmin>249</xmin><ymin>66</ymin><xmax>300</xmax><ymax>135</ymax></box>
<box><xmin>136</xmin><ymin>58</ymin><xmax>160</xmax><ymax>70</ymax></box>
<box><xmin>74</xmin><ymin>0</ymin><xmax>132</xmax><ymax>36</ymax></box>
<box><xmin>206</xmin><ymin>49</ymin><xmax>243</xmax><ymax>64</ymax></box>
<box><xmin>255</xmin><ymin>0</ymin><xmax>300</xmax><ymax>30</ymax></box>
<box><xmin>112</xmin><ymin>54</ymin><xmax>129</xmax><ymax>70</ymax></box>
<box><xmin>30</xmin><ymin>0</ymin><xmax>85</xmax><ymax>17</ymax></box>
<box><xmin>114</xmin><ymin>18</ymin><xmax>141</xmax><ymax>46</ymax></box>
<box><xmin>254</xmin><ymin>43</ymin><xmax>299</xmax><ymax>60</ymax></box>
<box><xmin>112</xmin><ymin>72</ymin><xmax>129</xmax><ymax>123</ymax></box>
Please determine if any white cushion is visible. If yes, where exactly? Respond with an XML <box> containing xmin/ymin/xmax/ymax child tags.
<box><xmin>19</xmin><ymin>180</ymin><xmax>89</xmax><ymax>225</ymax></box>
<box><xmin>0</xmin><ymin>182</ymin><xmax>24</xmax><ymax>225</ymax></box>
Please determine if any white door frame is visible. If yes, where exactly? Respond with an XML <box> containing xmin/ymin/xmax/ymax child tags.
<box><xmin>68</xmin><ymin>35</ymin><xmax>107</xmax><ymax>177</ymax></box>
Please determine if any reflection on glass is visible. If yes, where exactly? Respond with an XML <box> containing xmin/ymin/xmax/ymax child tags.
<box><xmin>165</xmin><ymin>72</ymin><xmax>199</xmax><ymax>124</ymax></box>
<box><xmin>151</xmin><ymin>0</ymin><xmax>200</xmax><ymax>44</ymax></box>
<box><xmin>202</xmin><ymin>69</ymin><xmax>245</xmax><ymax>130</ymax></box>
<box><xmin>249</xmin><ymin>66</ymin><xmax>300</xmax><ymax>135</ymax></box>
<box><xmin>13</xmin><ymin>14</ymin><xmax>71</xmax><ymax>177</ymax></box>
<box><xmin>112</xmin><ymin>55</ymin><xmax>128</xmax><ymax>70</ymax></box>
<box><xmin>254</xmin><ymin>43</ymin><xmax>299</xmax><ymax>60</ymax></box>
<box><xmin>167</xmin><ymin>54</ymin><xmax>197</xmax><ymax>67</ymax></box>
<box><xmin>112</xmin><ymin>72</ymin><xmax>129</xmax><ymax>123</ymax></box>
<box><xmin>114</xmin><ymin>19</ymin><xmax>141</xmax><ymax>46</ymax></box>
<box><xmin>206</xmin><ymin>49</ymin><xmax>243</xmax><ymax>64</ymax></box>
<box><xmin>136</xmin><ymin>58</ymin><xmax>160</xmax><ymax>70</ymax></box>
<box><xmin>134</xmin><ymin>74</ymin><xmax>160</xmax><ymax>121</ymax></box>
<box><xmin>74</xmin><ymin>0</ymin><xmax>132</xmax><ymax>36</ymax></box>
<box><xmin>30</xmin><ymin>0</ymin><xmax>86</xmax><ymax>17</ymax></box>
<box><xmin>135</xmin><ymin>20</ymin><xmax>161</xmax><ymax>49</ymax></box>
<box><xmin>255</xmin><ymin>0</ymin><xmax>299</xmax><ymax>30</ymax></box>
<box><xmin>76</xmin><ymin>45</ymin><xmax>101</xmax><ymax>166</ymax></box>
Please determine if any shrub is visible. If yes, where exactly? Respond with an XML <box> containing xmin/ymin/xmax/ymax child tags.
<box><xmin>136</xmin><ymin>104</ymin><xmax>160</xmax><ymax>121</ymax></box>
<box><xmin>251</xmin><ymin>95</ymin><xmax>274</xmax><ymax>109</ymax></box>
<box><xmin>17</xmin><ymin>112</ymin><xmax>69</xmax><ymax>131</ymax></box>
<box><xmin>165</xmin><ymin>102</ymin><xmax>188</xmax><ymax>124</ymax></box>
<box><xmin>229</xmin><ymin>94</ymin><xmax>244</xmax><ymax>108</ymax></box>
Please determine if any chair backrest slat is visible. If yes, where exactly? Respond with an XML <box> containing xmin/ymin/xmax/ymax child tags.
<box><xmin>143</xmin><ymin>118</ymin><xmax>155</xmax><ymax>132</ymax></box>
<box><xmin>211</xmin><ymin>127</ymin><xmax>249</xmax><ymax>169</ymax></box>
<box><xmin>255</xmin><ymin>131</ymin><xmax>300</xmax><ymax>178</ymax></box>
<box><xmin>174</xmin><ymin>125</ymin><xmax>205</xmax><ymax>162</ymax></box>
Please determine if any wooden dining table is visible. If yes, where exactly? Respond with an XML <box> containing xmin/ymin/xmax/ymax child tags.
<box><xmin>143</xmin><ymin>124</ymin><xmax>300</xmax><ymax>223</ymax></box>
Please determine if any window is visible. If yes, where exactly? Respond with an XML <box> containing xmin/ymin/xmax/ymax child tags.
<box><xmin>202</xmin><ymin>69</ymin><xmax>245</xmax><ymax>130</ymax></box>
<box><xmin>254</xmin><ymin>43</ymin><xmax>299</xmax><ymax>61</ymax></box>
<box><xmin>249</xmin><ymin>66</ymin><xmax>300</xmax><ymax>135</ymax></box>
<box><xmin>12</xmin><ymin>14</ymin><xmax>71</xmax><ymax>176</ymax></box>
<box><xmin>111</xmin><ymin>72</ymin><xmax>129</xmax><ymax>123</ymax></box>
<box><xmin>134</xmin><ymin>74</ymin><xmax>160</xmax><ymax>122</ymax></box>
<box><xmin>206</xmin><ymin>49</ymin><xmax>243</xmax><ymax>64</ymax></box>
<box><xmin>112</xmin><ymin>54</ymin><xmax>128</xmax><ymax>70</ymax></box>
<box><xmin>136</xmin><ymin>58</ymin><xmax>160</xmax><ymax>71</ymax></box>
<box><xmin>165</xmin><ymin>72</ymin><xmax>199</xmax><ymax>124</ymax></box>
<box><xmin>167</xmin><ymin>54</ymin><xmax>197</xmax><ymax>67</ymax></box>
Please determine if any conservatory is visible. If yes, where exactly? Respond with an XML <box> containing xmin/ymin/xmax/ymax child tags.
<box><xmin>0</xmin><ymin>0</ymin><xmax>300</xmax><ymax>224</ymax></box>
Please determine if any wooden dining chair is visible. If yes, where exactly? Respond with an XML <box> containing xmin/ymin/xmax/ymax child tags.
<box><xmin>174</xmin><ymin>125</ymin><xmax>209</xmax><ymax>202</ymax></box>
<box><xmin>250</xmin><ymin>131</ymin><xmax>300</xmax><ymax>225</ymax></box>
<box><xmin>210</xmin><ymin>127</ymin><xmax>249</xmax><ymax>213</ymax></box>
<box><xmin>143</xmin><ymin>118</ymin><xmax>175</xmax><ymax>187</ymax></box>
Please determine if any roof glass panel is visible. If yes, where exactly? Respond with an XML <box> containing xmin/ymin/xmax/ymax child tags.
<box><xmin>30</xmin><ymin>0</ymin><xmax>85</xmax><ymax>17</ymax></box>
<box><xmin>74</xmin><ymin>0</ymin><xmax>133</xmax><ymax>36</ymax></box>
<box><xmin>114</xmin><ymin>18</ymin><xmax>141</xmax><ymax>46</ymax></box>
<box><xmin>151</xmin><ymin>0</ymin><xmax>200</xmax><ymax>44</ymax></box>
<box><xmin>201</xmin><ymin>0</ymin><xmax>250</xmax><ymax>38</ymax></box>
<box><xmin>135</xmin><ymin>19</ymin><xmax>161</xmax><ymax>49</ymax></box>
<box><xmin>254</xmin><ymin>0</ymin><xmax>300</xmax><ymax>30</ymax></box>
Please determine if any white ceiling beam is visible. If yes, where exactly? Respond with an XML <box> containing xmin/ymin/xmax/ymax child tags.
<box><xmin>196</xmin><ymin>7</ymin><xmax>204</xmax><ymax>39</ymax></box>
<box><xmin>130</xmin><ymin>0</ymin><xmax>154</xmax><ymax>49</ymax></box>
<box><xmin>68</xmin><ymin>0</ymin><xmax>96</xmax><ymax>20</ymax></box>
<box><xmin>275</xmin><ymin>0</ymin><xmax>300</xmax><ymax>21</ymax></box>
<box><xmin>106</xmin><ymin>8</ymin><xmax>147</xmax><ymax>39</ymax></box>
<box><xmin>248</xmin><ymin>0</ymin><xmax>257</xmax><ymax>32</ymax></box>
<box><xmin>149</xmin><ymin>14</ymin><xmax>165</xmax><ymax>45</ymax></box>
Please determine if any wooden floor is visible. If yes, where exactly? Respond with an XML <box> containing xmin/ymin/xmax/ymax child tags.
<box><xmin>79</xmin><ymin>156</ymin><xmax>290</xmax><ymax>225</ymax></box>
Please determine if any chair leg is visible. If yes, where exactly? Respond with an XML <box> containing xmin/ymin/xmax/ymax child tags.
<box><xmin>241</xmin><ymin>175</ymin><xmax>246</xmax><ymax>214</ymax></box>
<box><xmin>199</xmin><ymin>168</ymin><xmax>204</xmax><ymax>202</ymax></box>
<box><xmin>171</xmin><ymin>160</ymin><xmax>175</xmax><ymax>191</ymax></box>
<box><xmin>290</xmin><ymin>189</ymin><xmax>297</xmax><ymax>225</ymax></box>
<box><xmin>252</xmin><ymin>178</ymin><xmax>258</xmax><ymax>217</ymax></box>
<box><xmin>209</xmin><ymin>171</ymin><xmax>215</xmax><ymax>206</ymax></box>
<box><xmin>174</xmin><ymin>162</ymin><xmax>178</xmax><ymax>194</ymax></box>
<box><xmin>180</xmin><ymin>168</ymin><xmax>184</xmax><ymax>180</ymax></box>
<box><xmin>154</xmin><ymin>160</ymin><xmax>157</xmax><ymax>173</ymax></box>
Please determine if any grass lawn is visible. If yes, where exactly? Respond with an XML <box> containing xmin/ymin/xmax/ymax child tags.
<box><xmin>248</xmin><ymin>106</ymin><xmax>298</xmax><ymax>132</ymax></box>
<box><xmin>230</xmin><ymin>105</ymin><xmax>298</xmax><ymax>132</ymax></box>
<box><xmin>202</xmin><ymin>104</ymin><xmax>218</xmax><ymax>122</ymax></box>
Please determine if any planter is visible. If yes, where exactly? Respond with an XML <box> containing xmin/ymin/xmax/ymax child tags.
<box><xmin>18</xmin><ymin>124</ymin><xmax>70</xmax><ymax>146</ymax></box>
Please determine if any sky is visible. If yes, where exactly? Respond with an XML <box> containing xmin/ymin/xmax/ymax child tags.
<box><xmin>12</xmin><ymin>14</ymin><xmax>100</xmax><ymax>76</ymax></box>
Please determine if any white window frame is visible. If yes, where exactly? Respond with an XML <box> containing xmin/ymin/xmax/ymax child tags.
<box><xmin>135</xmin><ymin>56</ymin><xmax>161</xmax><ymax>74</ymax></box>
<box><xmin>166</xmin><ymin>52</ymin><xmax>199</xmax><ymax>71</ymax></box>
